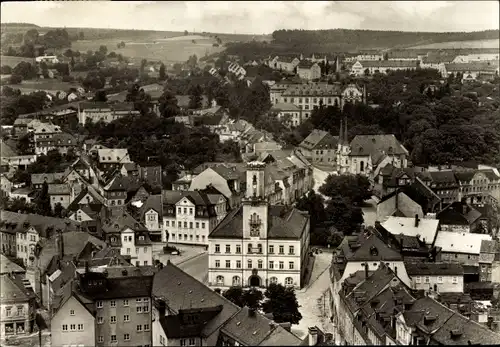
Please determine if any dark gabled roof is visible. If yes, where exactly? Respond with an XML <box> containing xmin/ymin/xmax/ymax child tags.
<box><xmin>349</xmin><ymin>134</ymin><xmax>408</xmax><ymax>157</ymax></box>
<box><xmin>51</xmin><ymin>280</ymin><xmax>95</xmax><ymax>317</ymax></box>
<box><xmin>160</xmin><ymin>314</ymin><xmax>207</xmax><ymax>338</ymax></box>
<box><xmin>153</xmin><ymin>262</ymin><xmax>240</xmax><ymax>338</ymax></box>
<box><xmin>404</xmin><ymin>296</ymin><xmax>454</xmax><ymax>334</ymax></box>
<box><xmin>0</xmin><ymin>210</ymin><xmax>80</xmax><ymax>237</ymax></box>
<box><xmin>297</xmin><ymin>60</ymin><xmax>316</xmax><ymax>69</ymax></box>
<box><xmin>299</xmin><ymin>129</ymin><xmax>338</xmax><ymax>150</ymax></box>
<box><xmin>432</xmin><ymin>304</ymin><xmax>500</xmax><ymax>345</ymax></box>
<box><xmin>0</xmin><ymin>273</ymin><xmax>37</xmax><ymax>302</ymax></box>
<box><xmin>101</xmin><ymin>212</ymin><xmax>148</xmax><ymax>234</ymax></box>
<box><xmin>404</xmin><ymin>262</ymin><xmax>464</xmax><ymax>276</ymax></box>
<box><xmin>31</xmin><ymin>172</ymin><xmax>66</xmax><ymax>185</ymax></box>
<box><xmin>139</xmin><ymin>194</ymin><xmax>162</xmax><ymax>217</ymax></box>
<box><xmin>221</xmin><ymin>306</ymin><xmax>303</xmax><ymax>346</ymax></box>
<box><xmin>437</xmin><ymin>202</ymin><xmax>482</xmax><ymax>226</ymax></box>
<box><xmin>209</xmin><ymin>205</ymin><xmax>308</xmax><ymax>240</ymax></box>
<box><xmin>344</xmin><ymin>233</ymin><xmax>403</xmax><ymax>262</ymax></box>
<box><xmin>86</xmin><ymin>275</ymin><xmax>154</xmax><ymax>300</ymax></box>
<box><xmin>162</xmin><ymin>190</ymin><xmax>216</xmax><ymax>206</ymax></box>
<box><xmin>427</xmin><ymin>171</ymin><xmax>458</xmax><ymax>184</ymax></box>
<box><xmin>379</xmin><ymin>180</ymin><xmax>441</xmax><ymax>214</ymax></box>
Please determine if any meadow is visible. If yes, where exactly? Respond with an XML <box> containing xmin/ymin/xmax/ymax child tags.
<box><xmin>409</xmin><ymin>38</ymin><xmax>500</xmax><ymax>49</ymax></box>
<box><xmin>0</xmin><ymin>55</ymin><xmax>36</xmax><ymax>67</ymax></box>
<box><xmin>71</xmin><ymin>35</ymin><xmax>225</xmax><ymax>65</ymax></box>
<box><xmin>3</xmin><ymin>79</ymin><xmax>81</xmax><ymax>94</ymax></box>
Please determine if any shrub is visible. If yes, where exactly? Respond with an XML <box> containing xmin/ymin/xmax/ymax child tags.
<box><xmin>9</xmin><ymin>74</ymin><xmax>22</xmax><ymax>84</ymax></box>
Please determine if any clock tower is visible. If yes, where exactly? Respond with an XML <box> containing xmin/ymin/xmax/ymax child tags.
<box><xmin>242</xmin><ymin>161</ymin><xmax>268</xmax><ymax>240</ymax></box>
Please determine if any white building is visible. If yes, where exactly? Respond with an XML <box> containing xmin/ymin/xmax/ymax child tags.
<box><xmin>381</xmin><ymin>215</ymin><xmax>439</xmax><ymax>246</ymax></box>
<box><xmin>35</xmin><ymin>55</ymin><xmax>59</xmax><ymax>64</ymax></box>
<box><xmin>208</xmin><ymin>161</ymin><xmax>311</xmax><ymax>289</ymax></box>
<box><xmin>405</xmin><ymin>262</ymin><xmax>464</xmax><ymax>293</ymax></box>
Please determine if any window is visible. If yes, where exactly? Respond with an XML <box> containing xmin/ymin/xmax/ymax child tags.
<box><xmin>270</xmin><ymin>277</ymin><xmax>278</xmax><ymax>284</ymax></box>
<box><xmin>425</xmin><ymin>276</ymin><xmax>430</xmax><ymax>283</ymax></box>
<box><xmin>189</xmin><ymin>208</ymin><xmax>193</xmax><ymax>215</ymax></box>
<box><xmin>215</xmin><ymin>260</ymin><xmax>220</xmax><ymax>268</ymax></box>
<box><xmin>97</xmin><ymin>317</ymin><xmax>103</xmax><ymax>324</ymax></box>
<box><xmin>202</xmin><ymin>223</ymin><xmax>205</xmax><ymax>228</ymax></box>
<box><xmin>225</xmin><ymin>260</ymin><xmax>231</xmax><ymax>268</ymax></box>
<box><xmin>269</xmin><ymin>261</ymin><xmax>274</xmax><ymax>269</ymax></box>
<box><xmin>236</xmin><ymin>244</ymin><xmax>241</xmax><ymax>254</ymax></box>
<box><xmin>216</xmin><ymin>275</ymin><xmax>224</xmax><ymax>285</ymax></box>
<box><xmin>62</xmin><ymin>324</ymin><xmax>68</xmax><ymax>332</ymax></box>
<box><xmin>70</xmin><ymin>309</ymin><xmax>75</xmax><ymax>316</ymax></box>
<box><xmin>232</xmin><ymin>276</ymin><xmax>241</xmax><ymax>286</ymax></box>
<box><xmin>289</xmin><ymin>261</ymin><xmax>294</xmax><ymax>269</ymax></box>
<box><xmin>279</xmin><ymin>261</ymin><xmax>284</xmax><ymax>269</ymax></box>
<box><xmin>279</xmin><ymin>245</ymin><xmax>284</xmax><ymax>254</ymax></box>
<box><xmin>184</xmin><ymin>208</ymin><xmax>187</xmax><ymax>214</ymax></box>
<box><xmin>97</xmin><ymin>301</ymin><xmax>103</xmax><ymax>308</ymax></box>
<box><xmin>184</xmin><ymin>222</ymin><xmax>187</xmax><ymax>228</ymax></box>
<box><xmin>258</xmin><ymin>260</ymin><xmax>263</xmax><ymax>269</ymax></box>
<box><xmin>98</xmin><ymin>336</ymin><xmax>103</xmax><ymax>343</ymax></box>
<box><xmin>215</xmin><ymin>244</ymin><xmax>220</xmax><ymax>253</ymax></box>
<box><xmin>111</xmin><ymin>335</ymin><xmax>117</xmax><ymax>343</ymax></box>
<box><xmin>110</xmin><ymin>300</ymin><xmax>116</xmax><ymax>307</ymax></box>
<box><xmin>285</xmin><ymin>277</ymin><xmax>294</xmax><ymax>286</ymax></box>
<box><xmin>452</xmin><ymin>276</ymin><xmax>458</xmax><ymax>283</ymax></box>
<box><xmin>189</xmin><ymin>222</ymin><xmax>193</xmax><ymax>229</ymax></box>
<box><xmin>110</xmin><ymin>316</ymin><xmax>116</xmax><ymax>323</ymax></box>
<box><xmin>189</xmin><ymin>338</ymin><xmax>195</xmax><ymax>346</ymax></box>
<box><xmin>181</xmin><ymin>340</ymin><xmax>186</xmax><ymax>347</ymax></box>
<box><xmin>415</xmin><ymin>276</ymin><xmax>421</xmax><ymax>284</ymax></box>
<box><xmin>136</xmin><ymin>299</ymin><xmax>142</xmax><ymax>304</ymax></box>
<box><xmin>225</xmin><ymin>244</ymin><xmax>231</xmax><ymax>253</ymax></box>
<box><xmin>78</xmin><ymin>324</ymin><xmax>84</xmax><ymax>331</ymax></box>
<box><xmin>195</xmin><ymin>222</ymin><xmax>199</xmax><ymax>228</ymax></box>
<box><xmin>166</xmin><ymin>221</ymin><xmax>170</xmax><ymax>227</ymax></box>
<box><xmin>144</xmin><ymin>324</ymin><xmax>150</xmax><ymax>331</ymax></box>
<box><xmin>137</xmin><ymin>306</ymin><xmax>143</xmax><ymax>313</ymax></box>
<box><xmin>289</xmin><ymin>246</ymin><xmax>295</xmax><ymax>255</ymax></box>
<box><xmin>124</xmin><ymin>334</ymin><xmax>130</xmax><ymax>341</ymax></box>
<box><xmin>236</xmin><ymin>260</ymin><xmax>241</xmax><ymax>269</ymax></box>
<box><xmin>269</xmin><ymin>245</ymin><xmax>274</xmax><ymax>254</ymax></box>
<box><xmin>124</xmin><ymin>315</ymin><xmax>129</xmax><ymax>322</ymax></box>
<box><xmin>144</xmin><ymin>304</ymin><xmax>149</xmax><ymax>312</ymax></box>
<box><xmin>137</xmin><ymin>325</ymin><xmax>142</xmax><ymax>332</ymax></box>
<box><xmin>248</xmin><ymin>259</ymin><xmax>252</xmax><ymax>268</ymax></box>
<box><xmin>70</xmin><ymin>324</ymin><xmax>76</xmax><ymax>331</ymax></box>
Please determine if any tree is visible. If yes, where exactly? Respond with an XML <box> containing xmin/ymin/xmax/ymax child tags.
<box><xmin>223</xmin><ymin>287</ymin><xmax>263</xmax><ymax>310</ymax></box>
<box><xmin>94</xmin><ymin>89</ymin><xmax>108</xmax><ymax>102</ymax></box>
<box><xmin>140</xmin><ymin>59</ymin><xmax>148</xmax><ymax>73</ymax></box>
<box><xmin>9</xmin><ymin>74</ymin><xmax>22</xmax><ymax>84</ymax></box>
<box><xmin>158</xmin><ymin>88</ymin><xmax>180</xmax><ymax>117</ymax></box>
<box><xmin>324</xmin><ymin>196</ymin><xmax>364</xmax><ymax>235</ymax></box>
<box><xmin>1</xmin><ymin>65</ymin><xmax>12</xmax><ymax>74</ymax></box>
<box><xmin>53</xmin><ymin>203</ymin><xmax>64</xmax><ymax>218</ymax></box>
<box><xmin>184</xmin><ymin>30</ymin><xmax>189</xmax><ymax>36</ymax></box>
<box><xmin>262</xmin><ymin>283</ymin><xmax>302</xmax><ymax>325</ymax></box>
<box><xmin>159</xmin><ymin>63</ymin><xmax>166</xmax><ymax>80</ymax></box>
<box><xmin>23</xmin><ymin>29</ymin><xmax>39</xmax><ymax>46</ymax></box>
<box><xmin>319</xmin><ymin>174</ymin><xmax>372</xmax><ymax>206</ymax></box>
<box><xmin>12</xmin><ymin>61</ymin><xmax>37</xmax><ymax>79</ymax></box>
<box><xmin>188</xmin><ymin>84</ymin><xmax>203</xmax><ymax>109</ymax></box>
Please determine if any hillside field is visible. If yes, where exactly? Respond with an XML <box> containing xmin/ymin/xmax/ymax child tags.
<box><xmin>409</xmin><ymin>38</ymin><xmax>500</xmax><ymax>49</ymax></box>
<box><xmin>0</xmin><ymin>55</ymin><xmax>36</xmax><ymax>67</ymax></box>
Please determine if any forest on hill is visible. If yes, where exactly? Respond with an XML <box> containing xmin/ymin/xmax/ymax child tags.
<box><xmin>271</xmin><ymin>29</ymin><xmax>500</xmax><ymax>51</ymax></box>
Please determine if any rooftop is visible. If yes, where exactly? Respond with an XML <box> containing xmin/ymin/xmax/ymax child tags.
<box><xmin>404</xmin><ymin>262</ymin><xmax>464</xmax><ymax>276</ymax></box>
<box><xmin>434</xmin><ymin>231</ymin><xmax>492</xmax><ymax>255</ymax></box>
<box><xmin>381</xmin><ymin>216</ymin><xmax>439</xmax><ymax>245</ymax></box>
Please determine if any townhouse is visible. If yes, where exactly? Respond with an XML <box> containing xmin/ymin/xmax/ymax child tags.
<box><xmin>349</xmin><ymin>134</ymin><xmax>409</xmax><ymax>177</ymax></box>
<box><xmin>101</xmin><ymin>213</ymin><xmax>153</xmax><ymax>267</ymax></box>
<box><xmin>296</xmin><ymin>61</ymin><xmax>321</xmax><ymax>81</ymax></box>
<box><xmin>351</xmin><ymin>60</ymin><xmax>419</xmax><ymax>76</ymax></box>
<box><xmin>156</xmin><ymin>190</ymin><xmax>227</xmax><ymax>246</ymax></box>
<box><xmin>35</xmin><ymin>132</ymin><xmax>78</xmax><ymax>156</ymax></box>
<box><xmin>444</xmin><ymin>61</ymin><xmax>500</xmax><ymax>82</ymax></box>
<box><xmin>380</xmin><ymin>215</ymin><xmax>439</xmax><ymax>246</ymax></box>
<box><xmin>48</xmin><ymin>183</ymin><xmax>76</xmax><ymax>210</ymax></box>
<box><xmin>331</xmin><ymin>263</ymin><xmax>500</xmax><ymax>345</ymax></box>
<box><xmin>298</xmin><ymin>129</ymin><xmax>342</xmax><ymax>166</ymax></box>
<box><xmin>0</xmin><ymin>273</ymin><xmax>37</xmax><ymax>339</ymax></box>
<box><xmin>270</xmin><ymin>102</ymin><xmax>302</xmax><ymax>127</ymax></box>
<box><xmin>274</xmin><ymin>56</ymin><xmax>301</xmax><ymax>72</ymax></box>
<box><xmin>437</xmin><ymin>201</ymin><xmax>482</xmax><ymax>233</ymax></box>
<box><xmin>50</xmin><ymin>266</ymin><xmax>156</xmax><ymax>347</ymax></box>
<box><xmin>416</xmin><ymin>170</ymin><xmax>461</xmax><ymax>204</ymax></box>
<box><xmin>272</xmin><ymin>82</ymin><xmax>365</xmax><ymax>119</ymax></box>
<box><xmin>152</xmin><ymin>261</ymin><xmax>304</xmax><ymax>346</ymax></box>
<box><xmin>208</xmin><ymin>161</ymin><xmax>311</xmax><ymax>289</ymax></box>
<box><xmin>420</xmin><ymin>56</ymin><xmax>449</xmax><ymax>76</ymax></box>
<box><xmin>77</xmin><ymin>102</ymin><xmax>140</xmax><ymax>126</ymax></box>
<box><xmin>434</xmin><ymin>231</ymin><xmax>492</xmax><ymax>282</ymax></box>
<box><xmin>479</xmin><ymin>239</ymin><xmax>498</xmax><ymax>282</ymax></box>
<box><xmin>404</xmin><ymin>262</ymin><xmax>464</xmax><ymax>294</ymax></box>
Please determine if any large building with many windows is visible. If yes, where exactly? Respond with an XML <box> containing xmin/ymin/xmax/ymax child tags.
<box><xmin>207</xmin><ymin>161</ymin><xmax>311</xmax><ymax>289</ymax></box>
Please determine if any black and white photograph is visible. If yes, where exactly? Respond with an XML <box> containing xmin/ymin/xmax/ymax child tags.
<box><xmin>0</xmin><ymin>1</ymin><xmax>499</xmax><ymax>346</ymax></box>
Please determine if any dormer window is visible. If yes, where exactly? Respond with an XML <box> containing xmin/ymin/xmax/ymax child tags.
<box><xmin>138</xmin><ymin>236</ymin><xmax>145</xmax><ymax>241</ymax></box>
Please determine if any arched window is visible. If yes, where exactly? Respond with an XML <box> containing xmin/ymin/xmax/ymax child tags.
<box><xmin>285</xmin><ymin>277</ymin><xmax>294</xmax><ymax>286</ymax></box>
<box><xmin>247</xmin><ymin>259</ymin><xmax>252</xmax><ymax>269</ymax></box>
<box><xmin>248</xmin><ymin>243</ymin><xmax>253</xmax><ymax>254</ymax></box>
<box><xmin>216</xmin><ymin>276</ymin><xmax>224</xmax><ymax>285</ymax></box>
<box><xmin>270</xmin><ymin>277</ymin><xmax>278</xmax><ymax>284</ymax></box>
<box><xmin>360</xmin><ymin>161</ymin><xmax>365</xmax><ymax>172</ymax></box>
<box><xmin>232</xmin><ymin>276</ymin><xmax>241</xmax><ymax>286</ymax></box>
<box><xmin>257</xmin><ymin>244</ymin><xmax>262</xmax><ymax>253</ymax></box>
<box><xmin>252</xmin><ymin>175</ymin><xmax>257</xmax><ymax>185</ymax></box>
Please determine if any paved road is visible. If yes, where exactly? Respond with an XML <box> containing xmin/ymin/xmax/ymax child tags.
<box><xmin>177</xmin><ymin>252</ymin><xmax>208</xmax><ymax>284</ymax></box>
<box><xmin>362</xmin><ymin>198</ymin><xmax>377</xmax><ymax>227</ymax></box>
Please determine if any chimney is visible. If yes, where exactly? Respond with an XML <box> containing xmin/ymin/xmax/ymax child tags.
<box><xmin>249</xmin><ymin>307</ymin><xmax>256</xmax><ymax>317</ymax></box>
<box><xmin>308</xmin><ymin>327</ymin><xmax>319</xmax><ymax>346</ymax></box>
<box><xmin>157</xmin><ymin>298</ymin><xmax>166</xmax><ymax>317</ymax></box>
<box><xmin>415</xmin><ymin>214</ymin><xmax>420</xmax><ymax>228</ymax></box>
<box><xmin>364</xmin><ymin>262</ymin><xmax>369</xmax><ymax>279</ymax></box>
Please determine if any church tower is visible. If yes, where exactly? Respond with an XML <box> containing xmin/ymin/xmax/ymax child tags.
<box><xmin>242</xmin><ymin>161</ymin><xmax>268</xmax><ymax>239</ymax></box>
<box><xmin>337</xmin><ymin>118</ymin><xmax>351</xmax><ymax>174</ymax></box>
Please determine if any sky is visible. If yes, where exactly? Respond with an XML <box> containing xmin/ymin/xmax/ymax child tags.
<box><xmin>1</xmin><ymin>1</ymin><xmax>499</xmax><ymax>35</ymax></box>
